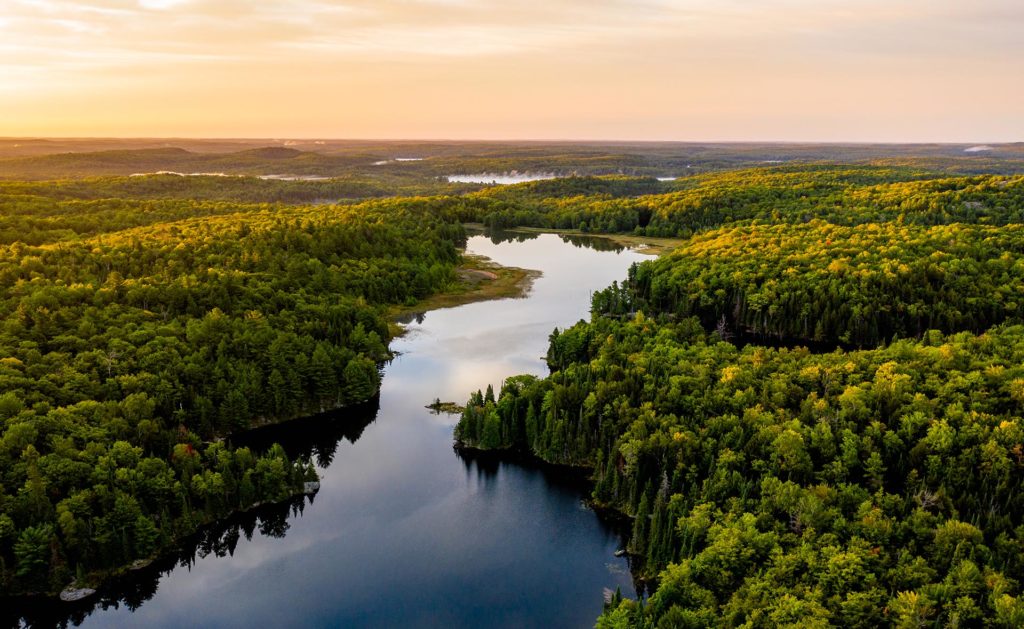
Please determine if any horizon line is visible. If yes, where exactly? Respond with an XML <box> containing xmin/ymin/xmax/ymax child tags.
<box><xmin>2</xmin><ymin>136</ymin><xmax>1022</xmax><ymax>146</ymax></box>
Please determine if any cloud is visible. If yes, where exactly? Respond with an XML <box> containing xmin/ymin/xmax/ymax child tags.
<box><xmin>1</xmin><ymin>0</ymin><xmax>1021</xmax><ymax>140</ymax></box>
<box><xmin>2</xmin><ymin>0</ymin><xmax>692</xmax><ymax>66</ymax></box>
<box><xmin>4</xmin><ymin>0</ymin><xmax>1018</xmax><ymax>69</ymax></box>
<box><xmin>6</xmin><ymin>2</ymin><xmax>1019</xmax><ymax>67</ymax></box>
<box><xmin>138</xmin><ymin>0</ymin><xmax>192</xmax><ymax>9</ymax></box>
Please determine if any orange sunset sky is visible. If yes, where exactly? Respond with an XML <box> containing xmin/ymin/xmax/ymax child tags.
<box><xmin>1</xmin><ymin>0</ymin><xmax>1022</xmax><ymax>141</ymax></box>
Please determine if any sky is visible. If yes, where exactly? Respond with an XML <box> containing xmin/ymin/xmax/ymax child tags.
<box><xmin>0</xmin><ymin>0</ymin><xmax>1022</xmax><ymax>141</ymax></box>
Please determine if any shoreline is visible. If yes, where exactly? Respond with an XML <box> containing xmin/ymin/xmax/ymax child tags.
<box><xmin>10</xmin><ymin>237</ymin><xmax>539</xmax><ymax>606</ymax></box>
<box><xmin>388</xmin><ymin>224</ymin><xmax>683</xmax><ymax>338</ymax></box>
<box><xmin>7</xmin><ymin>227</ymin><xmax>668</xmax><ymax>612</ymax></box>
<box><xmin>2</xmin><ymin>481</ymin><xmax>319</xmax><ymax>608</ymax></box>
<box><xmin>453</xmin><ymin>442</ymin><xmax>655</xmax><ymax>585</ymax></box>
<box><xmin>6</xmin><ymin>235</ymin><xmax>539</xmax><ymax>608</ymax></box>
<box><xmin>505</xmin><ymin>226</ymin><xmax>685</xmax><ymax>256</ymax></box>
<box><xmin>388</xmin><ymin>250</ymin><xmax>542</xmax><ymax>337</ymax></box>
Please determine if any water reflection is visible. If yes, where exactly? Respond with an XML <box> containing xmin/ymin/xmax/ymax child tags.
<box><xmin>481</xmin><ymin>228</ymin><xmax>626</xmax><ymax>254</ymax></box>
<box><xmin>559</xmin><ymin>233</ymin><xmax>627</xmax><ymax>252</ymax></box>
<box><xmin>19</xmin><ymin>229</ymin><xmax>651</xmax><ymax>629</ymax></box>
<box><xmin>230</xmin><ymin>397</ymin><xmax>381</xmax><ymax>467</ymax></box>
<box><xmin>479</xmin><ymin>228</ymin><xmax>541</xmax><ymax>245</ymax></box>
<box><xmin>5</xmin><ymin>401</ymin><xmax>382</xmax><ymax>628</ymax></box>
<box><xmin>6</xmin><ymin>497</ymin><xmax>312</xmax><ymax>628</ymax></box>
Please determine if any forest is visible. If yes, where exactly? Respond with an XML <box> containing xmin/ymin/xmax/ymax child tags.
<box><xmin>6</xmin><ymin>142</ymin><xmax>1024</xmax><ymax>627</ymax></box>
<box><xmin>455</xmin><ymin>164</ymin><xmax>1024</xmax><ymax>626</ymax></box>
<box><xmin>0</xmin><ymin>185</ymin><xmax>467</xmax><ymax>596</ymax></box>
<box><xmin>470</xmin><ymin>167</ymin><xmax>1024</xmax><ymax>235</ymax></box>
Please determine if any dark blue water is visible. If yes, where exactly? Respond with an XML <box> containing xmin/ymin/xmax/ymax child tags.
<box><xmin>57</xmin><ymin>232</ymin><xmax>650</xmax><ymax>628</ymax></box>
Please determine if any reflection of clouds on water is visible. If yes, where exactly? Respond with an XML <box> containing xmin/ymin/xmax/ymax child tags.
<box><xmin>430</xmin><ymin>321</ymin><xmax>553</xmax><ymax>362</ymax></box>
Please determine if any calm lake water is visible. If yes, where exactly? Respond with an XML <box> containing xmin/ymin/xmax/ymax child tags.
<box><xmin>447</xmin><ymin>173</ymin><xmax>558</xmax><ymax>184</ymax></box>
<box><xmin>28</xmin><ymin>231</ymin><xmax>649</xmax><ymax>628</ymax></box>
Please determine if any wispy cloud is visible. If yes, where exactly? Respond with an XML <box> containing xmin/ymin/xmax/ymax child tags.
<box><xmin>5</xmin><ymin>0</ymin><xmax>1020</xmax><ymax>69</ymax></box>
<box><xmin>1</xmin><ymin>0</ymin><xmax>700</xmax><ymax>68</ymax></box>
<box><xmin>1</xmin><ymin>0</ymin><xmax>1021</xmax><ymax>140</ymax></box>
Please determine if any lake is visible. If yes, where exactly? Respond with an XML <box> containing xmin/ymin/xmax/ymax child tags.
<box><xmin>29</xmin><ymin>231</ymin><xmax>650</xmax><ymax>628</ymax></box>
<box><xmin>446</xmin><ymin>173</ymin><xmax>558</xmax><ymax>184</ymax></box>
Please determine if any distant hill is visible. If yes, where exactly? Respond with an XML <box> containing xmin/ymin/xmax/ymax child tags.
<box><xmin>0</xmin><ymin>146</ymin><xmax>369</xmax><ymax>180</ymax></box>
<box><xmin>2</xmin><ymin>140</ymin><xmax>1024</xmax><ymax>180</ymax></box>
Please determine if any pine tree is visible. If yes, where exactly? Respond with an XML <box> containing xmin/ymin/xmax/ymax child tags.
<box><xmin>630</xmin><ymin>490</ymin><xmax>651</xmax><ymax>557</ymax></box>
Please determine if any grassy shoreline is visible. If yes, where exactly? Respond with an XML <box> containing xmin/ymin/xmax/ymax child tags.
<box><xmin>388</xmin><ymin>252</ymin><xmax>542</xmax><ymax>336</ymax></box>
<box><xmin>388</xmin><ymin>226</ymin><xmax>684</xmax><ymax>336</ymax></box>
<box><xmin>507</xmin><ymin>226</ymin><xmax>686</xmax><ymax>256</ymax></box>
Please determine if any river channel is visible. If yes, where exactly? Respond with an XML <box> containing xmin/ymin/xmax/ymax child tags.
<box><xmin>43</xmin><ymin>230</ymin><xmax>651</xmax><ymax>628</ymax></box>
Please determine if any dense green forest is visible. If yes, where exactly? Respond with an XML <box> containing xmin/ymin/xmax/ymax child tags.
<box><xmin>6</xmin><ymin>143</ymin><xmax>1024</xmax><ymax>625</ymax></box>
<box><xmin>471</xmin><ymin>168</ymin><xmax>1024</xmax><ymax>235</ymax></box>
<box><xmin>597</xmin><ymin>221</ymin><xmax>1024</xmax><ymax>346</ymax></box>
<box><xmin>455</xmin><ymin>165</ymin><xmax>1024</xmax><ymax>626</ymax></box>
<box><xmin>458</xmin><ymin>318</ymin><xmax>1024</xmax><ymax>626</ymax></box>
<box><xmin>0</xmin><ymin>190</ymin><xmax>466</xmax><ymax>595</ymax></box>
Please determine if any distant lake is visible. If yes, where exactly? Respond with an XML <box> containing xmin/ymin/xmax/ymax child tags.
<box><xmin>447</xmin><ymin>173</ymin><xmax>558</xmax><ymax>184</ymax></box>
<box><xmin>257</xmin><ymin>174</ymin><xmax>330</xmax><ymax>181</ymax></box>
<box><xmin>127</xmin><ymin>172</ymin><xmax>331</xmax><ymax>181</ymax></box>
<box><xmin>373</xmin><ymin>157</ymin><xmax>425</xmax><ymax>165</ymax></box>
<box><xmin>33</xmin><ymin>231</ymin><xmax>651</xmax><ymax>629</ymax></box>
<box><xmin>129</xmin><ymin>171</ymin><xmax>232</xmax><ymax>177</ymax></box>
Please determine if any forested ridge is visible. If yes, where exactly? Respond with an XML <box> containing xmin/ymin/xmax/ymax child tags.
<box><xmin>471</xmin><ymin>168</ymin><xmax>1024</xmax><ymax>236</ymax></box>
<box><xmin>0</xmin><ymin>191</ymin><xmax>466</xmax><ymax>596</ymax></box>
<box><xmin>455</xmin><ymin>166</ymin><xmax>1024</xmax><ymax>626</ymax></box>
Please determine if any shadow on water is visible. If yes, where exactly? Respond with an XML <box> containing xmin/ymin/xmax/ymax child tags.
<box><xmin>456</xmin><ymin>448</ymin><xmax>619</xmax><ymax>530</ymax></box>
<box><xmin>458</xmin><ymin>448</ymin><xmax>655</xmax><ymax>602</ymax></box>
<box><xmin>394</xmin><ymin>310</ymin><xmax>427</xmax><ymax>327</ymax></box>
<box><xmin>3</xmin><ymin>497</ymin><xmax>309</xmax><ymax>629</ymax></box>
<box><xmin>456</xmin><ymin>447</ymin><xmax>596</xmax><ymax>495</ymax></box>
<box><xmin>478</xmin><ymin>227</ymin><xmax>627</xmax><ymax>254</ymax></box>
<box><xmin>3</xmin><ymin>400</ymin><xmax>381</xmax><ymax>629</ymax></box>
<box><xmin>471</xmin><ymin>226</ymin><xmax>543</xmax><ymax>245</ymax></box>
<box><xmin>229</xmin><ymin>396</ymin><xmax>381</xmax><ymax>465</ymax></box>
<box><xmin>557</xmin><ymin>233</ymin><xmax>626</xmax><ymax>253</ymax></box>
<box><xmin>454</xmin><ymin>447</ymin><xmax>649</xmax><ymax>595</ymax></box>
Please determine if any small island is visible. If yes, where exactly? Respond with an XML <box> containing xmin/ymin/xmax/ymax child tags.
<box><xmin>426</xmin><ymin>399</ymin><xmax>465</xmax><ymax>415</ymax></box>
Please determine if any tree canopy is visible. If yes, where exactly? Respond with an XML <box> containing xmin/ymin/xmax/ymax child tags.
<box><xmin>0</xmin><ymin>190</ymin><xmax>466</xmax><ymax>595</ymax></box>
<box><xmin>456</xmin><ymin>165</ymin><xmax>1024</xmax><ymax>627</ymax></box>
